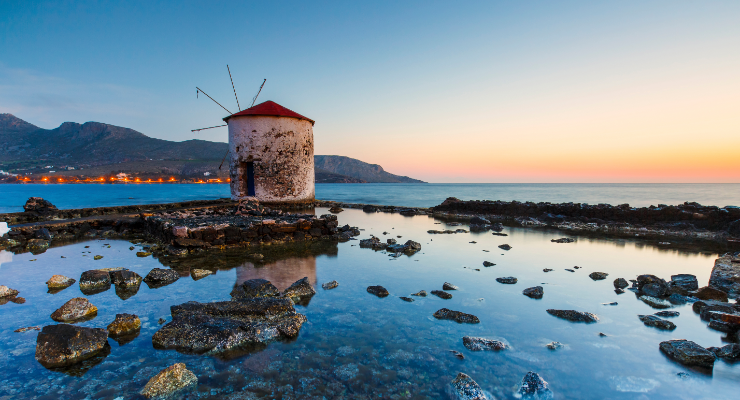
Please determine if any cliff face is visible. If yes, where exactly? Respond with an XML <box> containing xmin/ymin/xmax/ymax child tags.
<box><xmin>0</xmin><ymin>114</ymin><xmax>424</xmax><ymax>183</ymax></box>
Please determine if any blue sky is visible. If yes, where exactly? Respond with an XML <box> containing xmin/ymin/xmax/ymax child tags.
<box><xmin>2</xmin><ymin>1</ymin><xmax>739</xmax><ymax>182</ymax></box>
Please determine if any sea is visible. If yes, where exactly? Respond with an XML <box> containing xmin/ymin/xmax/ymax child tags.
<box><xmin>0</xmin><ymin>183</ymin><xmax>738</xmax><ymax>213</ymax></box>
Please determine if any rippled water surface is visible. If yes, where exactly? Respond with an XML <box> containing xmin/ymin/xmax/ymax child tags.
<box><xmin>0</xmin><ymin>208</ymin><xmax>738</xmax><ymax>399</ymax></box>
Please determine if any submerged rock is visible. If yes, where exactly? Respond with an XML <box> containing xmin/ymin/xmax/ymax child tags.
<box><xmin>399</xmin><ymin>296</ymin><xmax>414</xmax><ymax>302</ymax></box>
<box><xmin>496</xmin><ymin>277</ymin><xmax>517</xmax><ymax>284</ymax></box>
<box><xmin>35</xmin><ymin>324</ymin><xmax>109</xmax><ymax>368</ymax></box>
<box><xmin>231</xmin><ymin>279</ymin><xmax>280</xmax><ymax>299</ymax></box>
<box><xmin>107</xmin><ymin>313</ymin><xmax>141</xmax><ymax>337</ymax></box>
<box><xmin>144</xmin><ymin>268</ymin><xmax>180</xmax><ymax>289</ymax></box>
<box><xmin>450</xmin><ymin>372</ymin><xmax>488</xmax><ymax>400</ymax></box>
<box><xmin>639</xmin><ymin>295</ymin><xmax>672</xmax><ymax>309</ymax></box>
<box><xmin>283</xmin><ymin>277</ymin><xmax>316</xmax><ymax>304</ymax></box>
<box><xmin>462</xmin><ymin>336</ymin><xmax>508</xmax><ymax>351</ymax></box>
<box><xmin>546</xmin><ymin>309</ymin><xmax>598</xmax><ymax>323</ymax></box>
<box><xmin>431</xmin><ymin>290</ymin><xmax>452</xmax><ymax>299</ymax></box>
<box><xmin>152</xmin><ymin>298</ymin><xmax>306</xmax><ymax>356</ymax></box>
<box><xmin>523</xmin><ymin>286</ymin><xmax>543</xmax><ymax>299</ymax></box>
<box><xmin>367</xmin><ymin>285</ymin><xmax>390</xmax><ymax>298</ymax></box>
<box><xmin>589</xmin><ymin>272</ymin><xmax>608</xmax><ymax>280</ymax></box>
<box><xmin>46</xmin><ymin>275</ymin><xmax>76</xmax><ymax>290</ymax></box>
<box><xmin>411</xmin><ymin>290</ymin><xmax>427</xmax><ymax>297</ymax></box>
<box><xmin>518</xmin><ymin>371</ymin><xmax>553</xmax><ymax>399</ymax></box>
<box><xmin>0</xmin><ymin>285</ymin><xmax>19</xmax><ymax>298</ymax></box>
<box><xmin>659</xmin><ymin>339</ymin><xmax>715</xmax><ymax>368</ymax></box>
<box><xmin>321</xmin><ymin>280</ymin><xmax>339</xmax><ymax>290</ymax></box>
<box><xmin>613</xmin><ymin>278</ymin><xmax>629</xmax><ymax>289</ymax></box>
<box><xmin>443</xmin><ymin>282</ymin><xmax>459</xmax><ymax>290</ymax></box>
<box><xmin>50</xmin><ymin>298</ymin><xmax>98</xmax><ymax>323</ymax></box>
<box><xmin>638</xmin><ymin>315</ymin><xmax>677</xmax><ymax>330</ymax></box>
<box><xmin>434</xmin><ymin>308</ymin><xmax>480</xmax><ymax>324</ymax></box>
<box><xmin>79</xmin><ymin>270</ymin><xmax>111</xmax><ymax>294</ymax></box>
<box><xmin>140</xmin><ymin>363</ymin><xmax>198</xmax><ymax>399</ymax></box>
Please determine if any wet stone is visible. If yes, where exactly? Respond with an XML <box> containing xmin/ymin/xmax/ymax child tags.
<box><xmin>589</xmin><ymin>272</ymin><xmax>608</xmax><ymax>280</ymax></box>
<box><xmin>399</xmin><ymin>297</ymin><xmax>414</xmax><ymax>302</ymax></box>
<box><xmin>367</xmin><ymin>285</ymin><xmax>390</xmax><ymax>298</ymax></box>
<box><xmin>462</xmin><ymin>336</ymin><xmax>508</xmax><ymax>351</ymax></box>
<box><xmin>483</xmin><ymin>261</ymin><xmax>495</xmax><ymax>267</ymax></box>
<box><xmin>694</xmin><ymin>286</ymin><xmax>728</xmax><ymax>302</ymax></box>
<box><xmin>518</xmin><ymin>371</ymin><xmax>553</xmax><ymax>400</ymax></box>
<box><xmin>613</xmin><ymin>278</ymin><xmax>629</xmax><ymax>289</ymax></box>
<box><xmin>543</xmin><ymin>268</ymin><xmax>553</xmax><ymax>272</ymax></box>
<box><xmin>282</xmin><ymin>277</ymin><xmax>316</xmax><ymax>304</ymax></box>
<box><xmin>143</xmin><ymin>268</ymin><xmax>180</xmax><ymax>289</ymax></box>
<box><xmin>35</xmin><ymin>324</ymin><xmax>109</xmax><ymax>368</ymax></box>
<box><xmin>450</xmin><ymin>372</ymin><xmax>488</xmax><ymax>400</ymax></box>
<box><xmin>638</xmin><ymin>315</ymin><xmax>677</xmax><ymax>330</ymax></box>
<box><xmin>434</xmin><ymin>308</ymin><xmax>480</xmax><ymax>324</ymax></box>
<box><xmin>231</xmin><ymin>278</ymin><xmax>280</xmax><ymax>299</ymax></box>
<box><xmin>140</xmin><ymin>363</ymin><xmax>198</xmax><ymax>399</ymax></box>
<box><xmin>498</xmin><ymin>244</ymin><xmax>512</xmax><ymax>250</ymax></box>
<box><xmin>671</xmin><ymin>274</ymin><xmax>698</xmax><ymax>291</ymax></box>
<box><xmin>321</xmin><ymin>280</ymin><xmax>339</xmax><ymax>290</ymax></box>
<box><xmin>639</xmin><ymin>295</ymin><xmax>672</xmax><ymax>309</ymax></box>
<box><xmin>496</xmin><ymin>277</ymin><xmax>517</xmax><ymax>284</ymax></box>
<box><xmin>450</xmin><ymin>350</ymin><xmax>465</xmax><ymax>360</ymax></box>
<box><xmin>546</xmin><ymin>342</ymin><xmax>564</xmax><ymax>350</ymax></box>
<box><xmin>614</xmin><ymin>288</ymin><xmax>625</xmax><ymax>294</ymax></box>
<box><xmin>431</xmin><ymin>290</ymin><xmax>452</xmax><ymax>299</ymax></box>
<box><xmin>0</xmin><ymin>285</ymin><xmax>19</xmax><ymax>298</ymax></box>
<box><xmin>546</xmin><ymin>309</ymin><xmax>598</xmax><ymax>323</ymax></box>
<box><xmin>110</xmin><ymin>270</ymin><xmax>142</xmax><ymax>288</ymax></box>
<box><xmin>655</xmin><ymin>311</ymin><xmax>680</xmax><ymax>317</ymax></box>
<box><xmin>46</xmin><ymin>275</ymin><xmax>76</xmax><ymax>290</ymax></box>
<box><xmin>411</xmin><ymin>290</ymin><xmax>427</xmax><ymax>297</ymax></box>
<box><xmin>136</xmin><ymin>251</ymin><xmax>152</xmax><ymax>257</ymax></box>
<box><xmin>659</xmin><ymin>339</ymin><xmax>716</xmax><ymax>369</ymax></box>
<box><xmin>107</xmin><ymin>313</ymin><xmax>141</xmax><ymax>337</ymax></box>
<box><xmin>79</xmin><ymin>270</ymin><xmax>111</xmax><ymax>295</ymax></box>
<box><xmin>551</xmin><ymin>237</ymin><xmax>575</xmax><ymax>243</ymax></box>
<box><xmin>708</xmin><ymin>344</ymin><xmax>740</xmax><ymax>360</ymax></box>
<box><xmin>443</xmin><ymin>282</ymin><xmax>459</xmax><ymax>290</ymax></box>
<box><xmin>51</xmin><ymin>297</ymin><xmax>98</xmax><ymax>323</ymax></box>
<box><xmin>523</xmin><ymin>286</ymin><xmax>543</xmax><ymax>299</ymax></box>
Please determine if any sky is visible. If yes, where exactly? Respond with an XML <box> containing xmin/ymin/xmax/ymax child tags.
<box><xmin>1</xmin><ymin>0</ymin><xmax>739</xmax><ymax>183</ymax></box>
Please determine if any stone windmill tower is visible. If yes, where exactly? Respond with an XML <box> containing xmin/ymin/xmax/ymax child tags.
<box><xmin>222</xmin><ymin>101</ymin><xmax>315</xmax><ymax>204</ymax></box>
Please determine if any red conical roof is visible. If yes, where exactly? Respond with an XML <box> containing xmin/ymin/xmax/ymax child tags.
<box><xmin>223</xmin><ymin>100</ymin><xmax>314</xmax><ymax>125</ymax></box>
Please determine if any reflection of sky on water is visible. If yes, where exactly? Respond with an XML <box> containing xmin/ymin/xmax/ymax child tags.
<box><xmin>0</xmin><ymin>208</ymin><xmax>737</xmax><ymax>399</ymax></box>
<box><xmin>0</xmin><ymin>250</ymin><xmax>11</xmax><ymax>270</ymax></box>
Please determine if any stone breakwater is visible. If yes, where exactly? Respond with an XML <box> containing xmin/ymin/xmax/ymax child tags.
<box><xmin>0</xmin><ymin>198</ymin><xmax>358</xmax><ymax>255</ymax></box>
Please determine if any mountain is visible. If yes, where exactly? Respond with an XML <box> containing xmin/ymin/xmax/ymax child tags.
<box><xmin>0</xmin><ymin>114</ymin><xmax>424</xmax><ymax>183</ymax></box>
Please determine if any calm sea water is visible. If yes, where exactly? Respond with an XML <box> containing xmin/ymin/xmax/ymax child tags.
<box><xmin>0</xmin><ymin>183</ymin><xmax>738</xmax><ymax>213</ymax></box>
<box><xmin>0</xmin><ymin>208</ymin><xmax>737</xmax><ymax>399</ymax></box>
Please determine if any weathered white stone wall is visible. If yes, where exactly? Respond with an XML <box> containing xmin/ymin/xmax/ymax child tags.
<box><xmin>228</xmin><ymin>115</ymin><xmax>315</xmax><ymax>203</ymax></box>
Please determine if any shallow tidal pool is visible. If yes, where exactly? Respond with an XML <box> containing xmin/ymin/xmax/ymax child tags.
<box><xmin>0</xmin><ymin>207</ymin><xmax>738</xmax><ymax>399</ymax></box>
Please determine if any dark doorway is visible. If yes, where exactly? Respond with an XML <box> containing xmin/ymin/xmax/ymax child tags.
<box><xmin>245</xmin><ymin>161</ymin><xmax>255</xmax><ymax>196</ymax></box>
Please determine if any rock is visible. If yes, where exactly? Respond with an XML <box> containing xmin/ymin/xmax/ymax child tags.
<box><xmin>231</xmin><ymin>279</ymin><xmax>280</xmax><ymax>299</ymax></box>
<box><xmin>638</xmin><ymin>315</ymin><xmax>677</xmax><ymax>330</ymax></box>
<box><xmin>443</xmin><ymin>282</ymin><xmax>459</xmax><ymax>290</ymax></box>
<box><xmin>404</xmin><ymin>240</ymin><xmax>422</xmax><ymax>253</ymax></box>
<box><xmin>496</xmin><ymin>277</ymin><xmax>517</xmax><ymax>284</ymax></box>
<box><xmin>24</xmin><ymin>197</ymin><xmax>58</xmax><ymax>213</ymax></box>
<box><xmin>399</xmin><ymin>297</ymin><xmax>414</xmax><ymax>302</ymax></box>
<box><xmin>0</xmin><ymin>285</ymin><xmax>19</xmax><ymax>298</ymax></box>
<box><xmin>613</xmin><ymin>278</ymin><xmax>628</xmax><ymax>289</ymax></box>
<box><xmin>518</xmin><ymin>371</ymin><xmax>553</xmax><ymax>399</ymax></box>
<box><xmin>543</xmin><ymin>268</ymin><xmax>553</xmax><ymax>272</ymax></box>
<box><xmin>46</xmin><ymin>275</ymin><xmax>76</xmax><ymax>290</ymax></box>
<box><xmin>659</xmin><ymin>340</ymin><xmax>716</xmax><ymax>368</ymax></box>
<box><xmin>321</xmin><ymin>280</ymin><xmax>339</xmax><ymax>290</ymax></box>
<box><xmin>434</xmin><ymin>308</ymin><xmax>479</xmax><ymax>324</ymax></box>
<box><xmin>329</xmin><ymin>206</ymin><xmax>344</xmax><ymax>213</ymax></box>
<box><xmin>490</xmin><ymin>222</ymin><xmax>504</xmax><ymax>232</ymax></box>
<box><xmin>450</xmin><ymin>372</ymin><xmax>488</xmax><ymax>400</ymax></box>
<box><xmin>708</xmin><ymin>344</ymin><xmax>740</xmax><ymax>360</ymax></box>
<box><xmin>152</xmin><ymin>298</ymin><xmax>307</xmax><ymax>355</ymax></box>
<box><xmin>462</xmin><ymin>336</ymin><xmax>508</xmax><ymax>351</ymax></box>
<box><xmin>655</xmin><ymin>311</ymin><xmax>680</xmax><ymax>317</ymax></box>
<box><xmin>79</xmin><ymin>270</ymin><xmax>111</xmax><ymax>295</ymax></box>
<box><xmin>386</xmin><ymin>238</ymin><xmax>397</xmax><ymax>245</ymax></box>
<box><xmin>522</xmin><ymin>286</ymin><xmax>543</xmax><ymax>299</ymax></box>
<box><xmin>708</xmin><ymin>255</ymin><xmax>740</xmax><ymax>297</ymax></box>
<box><xmin>282</xmin><ymin>277</ymin><xmax>316</xmax><ymax>304</ymax></box>
<box><xmin>546</xmin><ymin>309</ymin><xmax>598</xmax><ymax>323</ymax></box>
<box><xmin>362</xmin><ymin>205</ymin><xmax>378</xmax><ymax>213</ymax></box>
<box><xmin>140</xmin><ymin>363</ymin><xmax>198</xmax><ymax>399</ymax></box>
<box><xmin>110</xmin><ymin>270</ymin><xmax>142</xmax><ymax>287</ymax></box>
<box><xmin>137</xmin><ymin>251</ymin><xmax>152</xmax><ymax>257</ymax></box>
<box><xmin>107</xmin><ymin>313</ymin><xmax>141</xmax><ymax>337</ymax></box>
<box><xmin>546</xmin><ymin>342</ymin><xmax>564</xmax><ymax>350</ymax></box>
<box><xmin>482</xmin><ymin>261</ymin><xmax>495</xmax><ymax>267</ymax></box>
<box><xmin>35</xmin><ymin>324</ymin><xmax>109</xmax><ymax>368</ymax></box>
<box><xmin>144</xmin><ymin>268</ymin><xmax>180</xmax><ymax>289</ymax></box>
<box><xmin>668</xmin><ymin>293</ymin><xmax>694</xmax><ymax>304</ymax></box>
<box><xmin>551</xmin><ymin>237</ymin><xmax>575</xmax><ymax>243</ymax></box>
<box><xmin>670</xmin><ymin>274</ymin><xmax>698</xmax><ymax>291</ymax></box>
<box><xmin>564</xmin><ymin>269</ymin><xmax>575</xmax><ymax>272</ymax></box>
<box><xmin>51</xmin><ymin>298</ymin><xmax>98</xmax><ymax>323</ymax></box>
<box><xmin>636</xmin><ymin>274</ymin><xmax>669</xmax><ymax>297</ymax></box>
<box><xmin>450</xmin><ymin>350</ymin><xmax>465</xmax><ymax>359</ymax></box>
<box><xmin>190</xmin><ymin>269</ymin><xmax>213</xmax><ymax>280</ymax></box>
<box><xmin>359</xmin><ymin>237</ymin><xmax>387</xmax><ymax>250</ymax></box>
<box><xmin>614</xmin><ymin>288</ymin><xmax>625</xmax><ymax>294</ymax></box>
<box><xmin>589</xmin><ymin>272</ymin><xmax>608</xmax><ymax>280</ymax></box>
<box><xmin>93</xmin><ymin>255</ymin><xmax>103</xmax><ymax>260</ymax></box>
<box><xmin>367</xmin><ymin>285</ymin><xmax>390</xmax><ymax>298</ymax></box>
<box><xmin>470</xmin><ymin>216</ymin><xmax>491</xmax><ymax>225</ymax></box>
<box><xmin>34</xmin><ymin>228</ymin><xmax>52</xmax><ymax>240</ymax></box>
<box><xmin>27</xmin><ymin>238</ymin><xmax>50</xmax><ymax>254</ymax></box>
<box><xmin>694</xmin><ymin>286</ymin><xmax>729</xmax><ymax>302</ymax></box>
<box><xmin>411</xmin><ymin>290</ymin><xmax>427</xmax><ymax>297</ymax></box>
<box><xmin>498</xmin><ymin>244</ymin><xmax>512</xmax><ymax>250</ymax></box>
<box><xmin>431</xmin><ymin>290</ymin><xmax>453</xmax><ymax>299</ymax></box>
<box><xmin>639</xmin><ymin>295</ymin><xmax>672</xmax><ymax>309</ymax></box>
